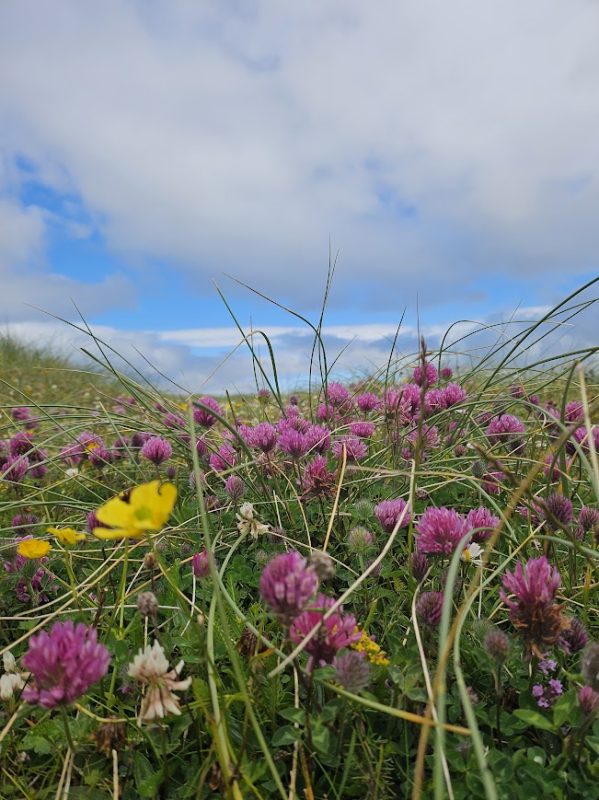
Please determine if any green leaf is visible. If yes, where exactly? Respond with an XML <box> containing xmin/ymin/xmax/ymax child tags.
<box><xmin>513</xmin><ymin>709</ymin><xmax>556</xmax><ymax>732</ymax></box>
<box><xmin>278</xmin><ymin>706</ymin><xmax>305</xmax><ymax>725</ymax></box>
<box><xmin>271</xmin><ymin>725</ymin><xmax>299</xmax><ymax>747</ymax></box>
<box><xmin>552</xmin><ymin>689</ymin><xmax>578</xmax><ymax>728</ymax></box>
<box><xmin>311</xmin><ymin>722</ymin><xmax>331</xmax><ymax>756</ymax></box>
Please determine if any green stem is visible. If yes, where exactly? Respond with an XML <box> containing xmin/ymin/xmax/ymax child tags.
<box><xmin>60</xmin><ymin>705</ymin><xmax>76</xmax><ymax>753</ymax></box>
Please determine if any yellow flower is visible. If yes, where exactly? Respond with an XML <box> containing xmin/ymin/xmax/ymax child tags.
<box><xmin>47</xmin><ymin>527</ymin><xmax>86</xmax><ymax>546</ymax></box>
<box><xmin>93</xmin><ymin>480</ymin><xmax>177</xmax><ymax>540</ymax></box>
<box><xmin>17</xmin><ymin>539</ymin><xmax>52</xmax><ymax>559</ymax></box>
<box><xmin>351</xmin><ymin>629</ymin><xmax>390</xmax><ymax>667</ymax></box>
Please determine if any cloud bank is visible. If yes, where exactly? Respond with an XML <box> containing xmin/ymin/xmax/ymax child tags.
<box><xmin>1</xmin><ymin>0</ymin><xmax>599</xmax><ymax>323</ymax></box>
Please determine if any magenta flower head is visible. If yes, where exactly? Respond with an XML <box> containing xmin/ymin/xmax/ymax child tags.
<box><xmin>209</xmin><ymin>443</ymin><xmax>237</xmax><ymax>472</ymax></box>
<box><xmin>374</xmin><ymin>499</ymin><xmax>411</xmax><ymax>534</ymax></box>
<box><xmin>326</xmin><ymin>382</ymin><xmax>350</xmax><ymax>406</ymax></box>
<box><xmin>415</xmin><ymin>507</ymin><xmax>469</xmax><ymax>556</ymax></box>
<box><xmin>9</xmin><ymin>431</ymin><xmax>34</xmax><ymax>456</ymax></box>
<box><xmin>141</xmin><ymin>436</ymin><xmax>173</xmax><ymax>466</ymax></box>
<box><xmin>440</xmin><ymin>383</ymin><xmax>467</xmax><ymax>409</ymax></box>
<box><xmin>304</xmin><ymin>424</ymin><xmax>331</xmax><ymax>454</ymax></box>
<box><xmin>192</xmin><ymin>550</ymin><xmax>210</xmax><ymax>578</ymax></box>
<box><xmin>500</xmin><ymin>556</ymin><xmax>567</xmax><ymax>656</ymax></box>
<box><xmin>12</xmin><ymin>406</ymin><xmax>34</xmax><ymax>423</ymax></box>
<box><xmin>1</xmin><ymin>455</ymin><xmax>29</xmax><ymax>483</ymax></box>
<box><xmin>539</xmin><ymin>493</ymin><xmax>574</xmax><ymax>530</ymax></box>
<box><xmin>579</xmin><ymin>506</ymin><xmax>599</xmax><ymax>533</ymax></box>
<box><xmin>465</xmin><ymin>507</ymin><xmax>500</xmax><ymax>543</ymax></box>
<box><xmin>486</xmin><ymin>414</ymin><xmax>526</xmax><ymax>445</ymax></box>
<box><xmin>289</xmin><ymin>594</ymin><xmax>360</xmax><ymax>669</ymax></box>
<box><xmin>333</xmin><ymin>651</ymin><xmax>371</xmax><ymax>693</ymax></box>
<box><xmin>440</xmin><ymin>367</ymin><xmax>453</xmax><ymax>380</ymax></box>
<box><xmin>301</xmin><ymin>455</ymin><xmax>336</xmax><ymax>497</ymax></box>
<box><xmin>224</xmin><ymin>475</ymin><xmax>245</xmax><ymax>501</ymax></box>
<box><xmin>578</xmin><ymin>685</ymin><xmax>599</xmax><ymax>718</ymax></box>
<box><xmin>193</xmin><ymin>396</ymin><xmax>222</xmax><ymax>428</ymax></box>
<box><xmin>332</xmin><ymin>436</ymin><xmax>368</xmax><ymax>462</ymax></box>
<box><xmin>278</xmin><ymin>429</ymin><xmax>310</xmax><ymax>459</ymax></box>
<box><xmin>416</xmin><ymin>591</ymin><xmax>444</xmax><ymax>626</ymax></box>
<box><xmin>350</xmin><ymin>421</ymin><xmax>376</xmax><ymax>439</ymax></box>
<box><xmin>259</xmin><ymin>551</ymin><xmax>319</xmax><ymax>623</ymax></box>
<box><xmin>559</xmin><ymin>617</ymin><xmax>588</xmax><ymax>655</ymax></box>
<box><xmin>356</xmin><ymin>392</ymin><xmax>381</xmax><ymax>413</ymax></box>
<box><xmin>413</xmin><ymin>362</ymin><xmax>437</xmax><ymax>387</ymax></box>
<box><xmin>22</xmin><ymin>621</ymin><xmax>111</xmax><ymax>709</ymax></box>
<box><xmin>248</xmin><ymin>422</ymin><xmax>278</xmax><ymax>453</ymax></box>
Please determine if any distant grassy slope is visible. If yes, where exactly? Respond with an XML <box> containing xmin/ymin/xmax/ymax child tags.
<box><xmin>0</xmin><ymin>333</ymin><xmax>117</xmax><ymax>408</ymax></box>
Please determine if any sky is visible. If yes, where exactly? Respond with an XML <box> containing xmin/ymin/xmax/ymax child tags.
<box><xmin>1</xmin><ymin>1</ymin><xmax>598</xmax><ymax>392</ymax></box>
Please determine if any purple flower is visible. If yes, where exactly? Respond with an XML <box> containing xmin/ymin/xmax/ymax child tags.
<box><xmin>332</xmin><ymin>436</ymin><xmax>368</xmax><ymax>462</ymax></box>
<box><xmin>11</xmin><ymin>513</ymin><xmax>39</xmax><ymax>535</ymax></box>
<box><xmin>224</xmin><ymin>475</ymin><xmax>245</xmax><ymax>501</ymax></box>
<box><xmin>440</xmin><ymin>383</ymin><xmax>467</xmax><ymax>408</ymax></box>
<box><xmin>304</xmin><ymin>424</ymin><xmax>331</xmax><ymax>454</ymax></box>
<box><xmin>22</xmin><ymin>621</ymin><xmax>111</xmax><ymax>709</ymax></box>
<box><xmin>440</xmin><ymin>367</ymin><xmax>453</xmax><ymax>380</ymax></box>
<box><xmin>301</xmin><ymin>456</ymin><xmax>336</xmax><ymax>497</ymax></box>
<box><xmin>1</xmin><ymin>455</ymin><xmax>29</xmax><ymax>482</ymax></box>
<box><xmin>9</xmin><ymin>432</ymin><xmax>34</xmax><ymax>456</ymax></box>
<box><xmin>141</xmin><ymin>436</ymin><xmax>173</xmax><ymax>466</ymax></box>
<box><xmin>540</xmin><ymin>493</ymin><xmax>574</xmax><ymax>530</ymax></box>
<box><xmin>501</xmin><ymin>556</ymin><xmax>560</xmax><ymax>609</ymax></box>
<box><xmin>259</xmin><ymin>551</ymin><xmax>319</xmax><ymax>623</ymax></box>
<box><xmin>326</xmin><ymin>382</ymin><xmax>350</xmax><ymax>406</ymax></box>
<box><xmin>278</xmin><ymin>429</ymin><xmax>310</xmax><ymax>459</ymax></box>
<box><xmin>12</xmin><ymin>406</ymin><xmax>33</xmax><ymax>422</ymax></box>
<box><xmin>289</xmin><ymin>594</ymin><xmax>360</xmax><ymax>668</ymax></box>
<box><xmin>423</xmin><ymin>389</ymin><xmax>443</xmax><ymax>415</ymax></box>
<box><xmin>193</xmin><ymin>396</ymin><xmax>222</xmax><ymax>428</ymax></box>
<box><xmin>465</xmin><ymin>507</ymin><xmax>500</xmax><ymax>543</ymax></box>
<box><xmin>192</xmin><ymin>550</ymin><xmax>210</xmax><ymax>578</ymax></box>
<box><xmin>356</xmin><ymin>392</ymin><xmax>381</xmax><ymax>413</ymax></box>
<box><xmin>570</xmin><ymin>426</ymin><xmax>599</xmax><ymax>453</ymax></box>
<box><xmin>248</xmin><ymin>422</ymin><xmax>278</xmax><ymax>453</ymax></box>
<box><xmin>565</xmin><ymin>400</ymin><xmax>584</xmax><ymax>423</ymax></box>
<box><xmin>415</xmin><ymin>507</ymin><xmax>469</xmax><ymax>556</ymax></box>
<box><xmin>486</xmin><ymin>414</ymin><xmax>526</xmax><ymax>444</ymax></box>
<box><xmin>416</xmin><ymin>591</ymin><xmax>444</xmax><ymax>626</ymax></box>
<box><xmin>578</xmin><ymin>506</ymin><xmax>599</xmax><ymax>533</ymax></box>
<box><xmin>500</xmin><ymin>556</ymin><xmax>567</xmax><ymax>655</ymax></box>
<box><xmin>333</xmin><ymin>651</ymin><xmax>371</xmax><ymax>693</ymax></box>
<box><xmin>385</xmin><ymin>384</ymin><xmax>421</xmax><ymax>422</ymax></box>
<box><xmin>406</xmin><ymin>424</ymin><xmax>440</xmax><ymax>453</ymax></box>
<box><xmin>578</xmin><ymin>685</ymin><xmax>599</xmax><ymax>718</ymax></box>
<box><xmin>163</xmin><ymin>412</ymin><xmax>186</xmax><ymax>429</ymax></box>
<box><xmin>413</xmin><ymin>362</ymin><xmax>437</xmax><ymax>387</ymax></box>
<box><xmin>374</xmin><ymin>499</ymin><xmax>411</xmax><ymax>534</ymax></box>
<box><xmin>209</xmin><ymin>444</ymin><xmax>237</xmax><ymax>472</ymax></box>
<box><xmin>411</xmin><ymin>552</ymin><xmax>429</xmax><ymax>581</ymax></box>
<box><xmin>559</xmin><ymin>617</ymin><xmax>588</xmax><ymax>655</ymax></box>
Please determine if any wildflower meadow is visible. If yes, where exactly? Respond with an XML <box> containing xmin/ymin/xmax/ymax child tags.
<box><xmin>0</xmin><ymin>285</ymin><xmax>598</xmax><ymax>799</ymax></box>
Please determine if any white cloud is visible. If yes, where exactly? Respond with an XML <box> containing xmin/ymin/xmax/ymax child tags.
<box><xmin>1</xmin><ymin>0</ymin><xmax>598</xmax><ymax>312</ymax></box>
<box><xmin>4</xmin><ymin>293</ymin><xmax>595</xmax><ymax>395</ymax></box>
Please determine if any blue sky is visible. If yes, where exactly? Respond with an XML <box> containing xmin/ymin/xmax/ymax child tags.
<box><xmin>1</xmin><ymin>1</ymin><xmax>598</xmax><ymax>390</ymax></box>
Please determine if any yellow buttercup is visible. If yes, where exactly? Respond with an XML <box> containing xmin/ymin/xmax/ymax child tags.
<box><xmin>93</xmin><ymin>480</ymin><xmax>177</xmax><ymax>540</ymax></box>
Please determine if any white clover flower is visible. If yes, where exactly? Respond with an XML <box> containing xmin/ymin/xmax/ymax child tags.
<box><xmin>461</xmin><ymin>542</ymin><xmax>483</xmax><ymax>566</ymax></box>
<box><xmin>128</xmin><ymin>641</ymin><xmax>191</xmax><ymax>723</ymax></box>
<box><xmin>236</xmin><ymin>502</ymin><xmax>270</xmax><ymax>539</ymax></box>
<box><xmin>0</xmin><ymin>651</ymin><xmax>28</xmax><ymax>702</ymax></box>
